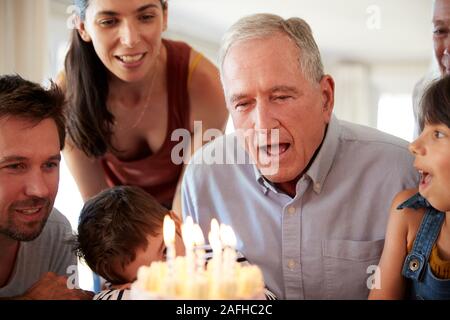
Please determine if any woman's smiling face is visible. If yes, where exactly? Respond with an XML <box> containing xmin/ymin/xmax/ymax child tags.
<box><xmin>77</xmin><ymin>0</ymin><xmax>167</xmax><ymax>83</ymax></box>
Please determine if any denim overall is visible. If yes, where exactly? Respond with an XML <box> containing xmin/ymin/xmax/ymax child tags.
<box><xmin>398</xmin><ymin>193</ymin><xmax>450</xmax><ymax>300</ymax></box>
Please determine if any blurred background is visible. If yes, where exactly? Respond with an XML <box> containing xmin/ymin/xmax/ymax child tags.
<box><xmin>0</xmin><ymin>0</ymin><xmax>436</xmax><ymax>290</ymax></box>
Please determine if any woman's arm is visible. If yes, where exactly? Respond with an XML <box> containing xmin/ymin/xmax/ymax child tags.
<box><xmin>368</xmin><ymin>189</ymin><xmax>417</xmax><ymax>300</ymax></box>
<box><xmin>172</xmin><ymin>50</ymin><xmax>229</xmax><ymax>214</ymax></box>
<box><xmin>62</xmin><ymin>141</ymin><xmax>109</xmax><ymax>202</ymax></box>
<box><xmin>56</xmin><ymin>71</ymin><xmax>109</xmax><ymax>202</ymax></box>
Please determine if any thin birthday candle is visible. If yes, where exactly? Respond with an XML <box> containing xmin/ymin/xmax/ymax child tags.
<box><xmin>193</xmin><ymin>224</ymin><xmax>206</xmax><ymax>274</ymax></box>
<box><xmin>208</xmin><ymin>218</ymin><xmax>222</xmax><ymax>296</ymax></box>
<box><xmin>163</xmin><ymin>215</ymin><xmax>176</xmax><ymax>295</ymax></box>
<box><xmin>181</xmin><ymin>216</ymin><xmax>195</xmax><ymax>279</ymax></box>
<box><xmin>220</xmin><ymin>225</ymin><xmax>237</xmax><ymax>280</ymax></box>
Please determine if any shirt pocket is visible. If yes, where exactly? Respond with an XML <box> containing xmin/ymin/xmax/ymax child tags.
<box><xmin>322</xmin><ymin>239</ymin><xmax>384</xmax><ymax>299</ymax></box>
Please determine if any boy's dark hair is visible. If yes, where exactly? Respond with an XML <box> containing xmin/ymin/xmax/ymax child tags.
<box><xmin>419</xmin><ymin>74</ymin><xmax>450</xmax><ymax>131</ymax></box>
<box><xmin>0</xmin><ymin>74</ymin><xmax>66</xmax><ymax>150</ymax></box>
<box><xmin>76</xmin><ymin>186</ymin><xmax>169</xmax><ymax>284</ymax></box>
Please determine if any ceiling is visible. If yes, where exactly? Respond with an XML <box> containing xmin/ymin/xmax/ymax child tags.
<box><xmin>168</xmin><ymin>0</ymin><xmax>435</xmax><ymax>64</ymax></box>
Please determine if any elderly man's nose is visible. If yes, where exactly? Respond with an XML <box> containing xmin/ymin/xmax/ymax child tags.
<box><xmin>254</xmin><ymin>103</ymin><xmax>277</xmax><ymax>129</ymax></box>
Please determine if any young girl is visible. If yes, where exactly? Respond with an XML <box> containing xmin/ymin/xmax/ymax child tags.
<box><xmin>59</xmin><ymin>0</ymin><xmax>228</xmax><ymax>213</ymax></box>
<box><xmin>369</xmin><ymin>75</ymin><xmax>450</xmax><ymax>299</ymax></box>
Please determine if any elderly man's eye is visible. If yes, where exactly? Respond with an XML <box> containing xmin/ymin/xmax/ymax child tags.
<box><xmin>433</xmin><ymin>28</ymin><xmax>449</xmax><ymax>36</ymax></box>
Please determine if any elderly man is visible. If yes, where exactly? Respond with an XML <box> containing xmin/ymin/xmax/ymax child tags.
<box><xmin>413</xmin><ymin>0</ymin><xmax>450</xmax><ymax>136</ymax></box>
<box><xmin>182</xmin><ymin>14</ymin><xmax>419</xmax><ymax>299</ymax></box>
<box><xmin>0</xmin><ymin>75</ymin><xmax>91</xmax><ymax>299</ymax></box>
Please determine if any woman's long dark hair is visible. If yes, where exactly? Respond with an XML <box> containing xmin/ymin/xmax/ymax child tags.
<box><xmin>65</xmin><ymin>0</ymin><xmax>167</xmax><ymax>158</ymax></box>
<box><xmin>65</xmin><ymin>28</ymin><xmax>112</xmax><ymax>157</ymax></box>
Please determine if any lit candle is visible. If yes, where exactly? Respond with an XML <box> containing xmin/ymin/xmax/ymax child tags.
<box><xmin>163</xmin><ymin>215</ymin><xmax>176</xmax><ymax>295</ymax></box>
<box><xmin>208</xmin><ymin>219</ymin><xmax>222</xmax><ymax>296</ymax></box>
<box><xmin>181</xmin><ymin>216</ymin><xmax>195</xmax><ymax>279</ymax></box>
<box><xmin>220</xmin><ymin>225</ymin><xmax>237</xmax><ymax>281</ymax></box>
<box><xmin>193</xmin><ymin>224</ymin><xmax>206</xmax><ymax>274</ymax></box>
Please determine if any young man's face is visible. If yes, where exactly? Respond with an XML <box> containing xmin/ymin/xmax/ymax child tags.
<box><xmin>117</xmin><ymin>226</ymin><xmax>185</xmax><ymax>283</ymax></box>
<box><xmin>0</xmin><ymin>117</ymin><xmax>60</xmax><ymax>242</ymax></box>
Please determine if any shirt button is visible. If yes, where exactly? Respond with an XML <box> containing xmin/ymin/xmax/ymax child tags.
<box><xmin>409</xmin><ymin>258</ymin><xmax>420</xmax><ymax>272</ymax></box>
<box><xmin>287</xmin><ymin>260</ymin><xmax>296</xmax><ymax>270</ymax></box>
<box><xmin>287</xmin><ymin>206</ymin><xmax>296</xmax><ymax>215</ymax></box>
<box><xmin>314</xmin><ymin>182</ymin><xmax>321</xmax><ymax>192</ymax></box>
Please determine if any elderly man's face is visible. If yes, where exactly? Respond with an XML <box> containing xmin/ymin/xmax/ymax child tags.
<box><xmin>222</xmin><ymin>34</ymin><xmax>334</xmax><ymax>184</ymax></box>
<box><xmin>433</xmin><ymin>0</ymin><xmax>450</xmax><ymax>75</ymax></box>
<box><xmin>0</xmin><ymin>117</ymin><xmax>60</xmax><ymax>242</ymax></box>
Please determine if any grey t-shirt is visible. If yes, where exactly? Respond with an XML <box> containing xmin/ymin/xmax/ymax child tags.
<box><xmin>0</xmin><ymin>208</ymin><xmax>77</xmax><ymax>298</ymax></box>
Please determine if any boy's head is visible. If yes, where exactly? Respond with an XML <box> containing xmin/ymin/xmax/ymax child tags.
<box><xmin>76</xmin><ymin>186</ymin><xmax>184</xmax><ymax>284</ymax></box>
<box><xmin>419</xmin><ymin>74</ymin><xmax>450</xmax><ymax>131</ymax></box>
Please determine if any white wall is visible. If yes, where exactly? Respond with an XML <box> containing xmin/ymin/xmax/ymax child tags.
<box><xmin>0</xmin><ymin>0</ymin><xmax>50</xmax><ymax>83</ymax></box>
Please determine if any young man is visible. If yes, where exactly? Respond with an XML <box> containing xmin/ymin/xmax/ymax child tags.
<box><xmin>0</xmin><ymin>75</ymin><xmax>91</xmax><ymax>299</ymax></box>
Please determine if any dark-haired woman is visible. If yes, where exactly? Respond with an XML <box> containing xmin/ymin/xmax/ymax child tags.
<box><xmin>57</xmin><ymin>0</ymin><xmax>228</xmax><ymax>213</ymax></box>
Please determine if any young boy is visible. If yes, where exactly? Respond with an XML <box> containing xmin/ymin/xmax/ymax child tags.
<box><xmin>76</xmin><ymin>186</ymin><xmax>276</xmax><ymax>300</ymax></box>
<box><xmin>76</xmin><ymin>186</ymin><xmax>184</xmax><ymax>299</ymax></box>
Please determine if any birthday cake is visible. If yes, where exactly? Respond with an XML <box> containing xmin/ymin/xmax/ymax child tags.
<box><xmin>130</xmin><ymin>217</ymin><xmax>265</xmax><ymax>300</ymax></box>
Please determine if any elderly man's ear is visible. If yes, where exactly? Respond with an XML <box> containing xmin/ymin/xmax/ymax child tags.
<box><xmin>320</xmin><ymin>75</ymin><xmax>335</xmax><ymax>121</ymax></box>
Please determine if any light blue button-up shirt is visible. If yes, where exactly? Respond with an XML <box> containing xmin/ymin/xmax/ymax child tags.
<box><xmin>182</xmin><ymin>115</ymin><xmax>419</xmax><ymax>299</ymax></box>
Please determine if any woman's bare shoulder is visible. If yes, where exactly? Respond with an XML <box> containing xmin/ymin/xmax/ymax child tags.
<box><xmin>187</xmin><ymin>48</ymin><xmax>228</xmax><ymax>131</ymax></box>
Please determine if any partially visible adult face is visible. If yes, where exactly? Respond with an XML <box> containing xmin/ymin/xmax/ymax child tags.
<box><xmin>0</xmin><ymin>117</ymin><xmax>60</xmax><ymax>242</ymax></box>
<box><xmin>222</xmin><ymin>34</ymin><xmax>334</xmax><ymax>186</ymax></box>
<box><xmin>78</xmin><ymin>0</ymin><xmax>168</xmax><ymax>83</ymax></box>
<box><xmin>433</xmin><ymin>0</ymin><xmax>450</xmax><ymax>75</ymax></box>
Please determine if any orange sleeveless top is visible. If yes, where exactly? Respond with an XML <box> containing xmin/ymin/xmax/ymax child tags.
<box><xmin>101</xmin><ymin>39</ymin><xmax>192</xmax><ymax>208</ymax></box>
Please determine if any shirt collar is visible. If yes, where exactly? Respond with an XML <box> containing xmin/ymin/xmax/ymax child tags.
<box><xmin>305</xmin><ymin>114</ymin><xmax>341</xmax><ymax>194</ymax></box>
<box><xmin>253</xmin><ymin>114</ymin><xmax>341</xmax><ymax>195</ymax></box>
<box><xmin>253</xmin><ymin>164</ymin><xmax>278</xmax><ymax>194</ymax></box>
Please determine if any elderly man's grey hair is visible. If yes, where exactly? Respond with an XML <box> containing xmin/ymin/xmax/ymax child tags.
<box><xmin>218</xmin><ymin>13</ymin><xmax>324</xmax><ymax>83</ymax></box>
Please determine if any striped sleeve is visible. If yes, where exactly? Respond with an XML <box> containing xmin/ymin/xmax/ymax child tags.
<box><xmin>93</xmin><ymin>289</ymin><xmax>130</xmax><ymax>300</ymax></box>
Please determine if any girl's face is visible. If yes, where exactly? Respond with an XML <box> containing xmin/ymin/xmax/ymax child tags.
<box><xmin>117</xmin><ymin>222</ymin><xmax>185</xmax><ymax>283</ymax></box>
<box><xmin>77</xmin><ymin>0</ymin><xmax>167</xmax><ymax>83</ymax></box>
<box><xmin>409</xmin><ymin>122</ymin><xmax>450</xmax><ymax>212</ymax></box>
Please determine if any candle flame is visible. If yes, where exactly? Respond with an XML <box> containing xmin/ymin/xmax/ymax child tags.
<box><xmin>181</xmin><ymin>217</ymin><xmax>195</xmax><ymax>248</ymax></box>
<box><xmin>193</xmin><ymin>224</ymin><xmax>205</xmax><ymax>246</ymax></box>
<box><xmin>210</xmin><ymin>218</ymin><xmax>219</xmax><ymax>235</ymax></box>
<box><xmin>208</xmin><ymin>230</ymin><xmax>221</xmax><ymax>252</ymax></box>
<box><xmin>221</xmin><ymin>225</ymin><xmax>237</xmax><ymax>248</ymax></box>
<box><xmin>163</xmin><ymin>215</ymin><xmax>175</xmax><ymax>246</ymax></box>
